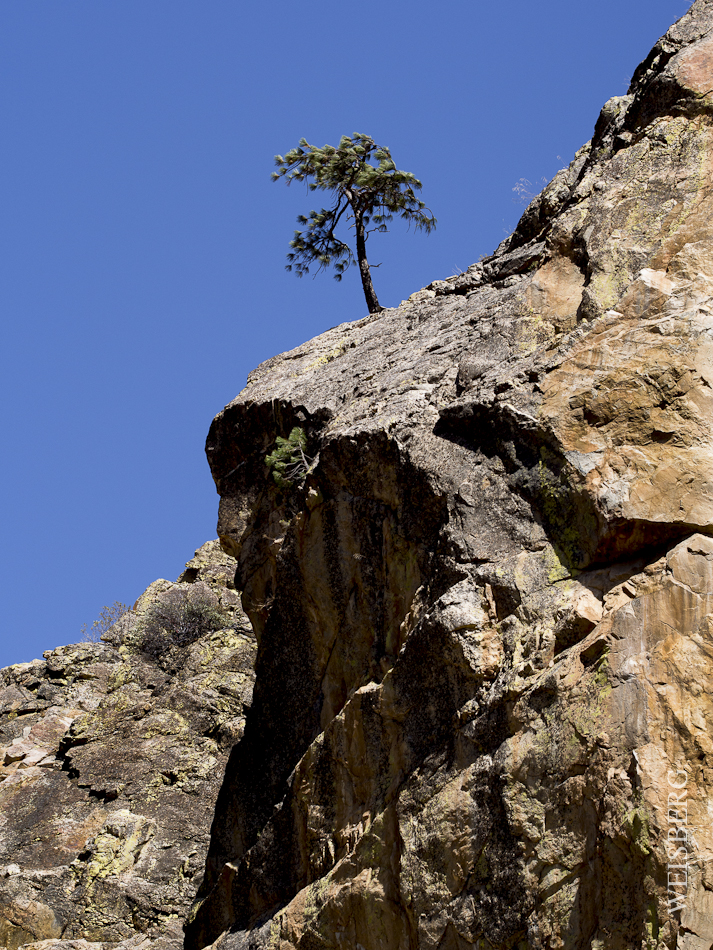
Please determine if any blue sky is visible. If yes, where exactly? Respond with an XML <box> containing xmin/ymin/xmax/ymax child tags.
<box><xmin>0</xmin><ymin>1</ymin><xmax>691</xmax><ymax>668</ymax></box>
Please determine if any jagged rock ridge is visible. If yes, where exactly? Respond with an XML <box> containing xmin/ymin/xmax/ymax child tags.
<box><xmin>187</xmin><ymin>2</ymin><xmax>713</xmax><ymax>948</ymax></box>
<box><xmin>0</xmin><ymin>542</ymin><xmax>256</xmax><ymax>950</ymax></box>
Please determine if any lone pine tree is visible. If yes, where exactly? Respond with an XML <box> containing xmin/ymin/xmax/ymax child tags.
<box><xmin>272</xmin><ymin>133</ymin><xmax>436</xmax><ymax>314</ymax></box>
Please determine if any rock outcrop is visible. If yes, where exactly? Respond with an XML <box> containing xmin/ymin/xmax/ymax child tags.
<box><xmin>6</xmin><ymin>4</ymin><xmax>713</xmax><ymax>949</ymax></box>
<box><xmin>0</xmin><ymin>542</ymin><xmax>256</xmax><ymax>950</ymax></box>
<box><xmin>185</xmin><ymin>3</ymin><xmax>713</xmax><ymax>948</ymax></box>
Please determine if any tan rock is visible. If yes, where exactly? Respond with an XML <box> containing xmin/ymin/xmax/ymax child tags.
<box><xmin>187</xmin><ymin>6</ymin><xmax>713</xmax><ymax>948</ymax></box>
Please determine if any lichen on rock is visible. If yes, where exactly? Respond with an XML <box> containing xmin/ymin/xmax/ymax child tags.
<box><xmin>9</xmin><ymin>3</ymin><xmax>713</xmax><ymax>950</ymax></box>
<box><xmin>0</xmin><ymin>541</ymin><xmax>256</xmax><ymax>950</ymax></box>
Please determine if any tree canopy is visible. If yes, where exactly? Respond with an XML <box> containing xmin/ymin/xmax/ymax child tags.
<box><xmin>272</xmin><ymin>133</ymin><xmax>436</xmax><ymax>314</ymax></box>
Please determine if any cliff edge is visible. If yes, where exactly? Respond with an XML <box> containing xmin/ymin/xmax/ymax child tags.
<box><xmin>4</xmin><ymin>3</ymin><xmax>713</xmax><ymax>949</ymax></box>
<box><xmin>189</xmin><ymin>2</ymin><xmax>713</xmax><ymax>948</ymax></box>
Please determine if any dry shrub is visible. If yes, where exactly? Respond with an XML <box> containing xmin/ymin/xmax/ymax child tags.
<box><xmin>81</xmin><ymin>601</ymin><xmax>130</xmax><ymax>643</ymax></box>
<box><xmin>140</xmin><ymin>587</ymin><xmax>226</xmax><ymax>658</ymax></box>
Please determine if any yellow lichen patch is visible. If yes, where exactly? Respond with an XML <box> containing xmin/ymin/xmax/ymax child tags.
<box><xmin>79</xmin><ymin>810</ymin><xmax>155</xmax><ymax>888</ymax></box>
<box><xmin>304</xmin><ymin>338</ymin><xmax>349</xmax><ymax>371</ymax></box>
<box><xmin>621</xmin><ymin>797</ymin><xmax>653</xmax><ymax>856</ymax></box>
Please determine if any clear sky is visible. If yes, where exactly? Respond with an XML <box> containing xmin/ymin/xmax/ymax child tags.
<box><xmin>0</xmin><ymin>0</ymin><xmax>692</xmax><ymax>669</ymax></box>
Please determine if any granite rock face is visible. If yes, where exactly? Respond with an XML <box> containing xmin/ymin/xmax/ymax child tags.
<box><xmin>5</xmin><ymin>4</ymin><xmax>713</xmax><ymax>950</ymax></box>
<box><xmin>187</xmin><ymin>3</ymin><xmax>713</xmax><ymax>948</ymax></box>
<box><xmin>0</xmin><ymin>542</ymin><xmax>256</xmax><ymax>950</ymax></box>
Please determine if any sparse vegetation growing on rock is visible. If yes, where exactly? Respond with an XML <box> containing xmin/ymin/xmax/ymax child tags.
<box><xmin>80</xmin><ymin>601</ymin><xmax>130</xmax><ymax>643</ymax></box>
<box><xmin>140</xmin><ymin>587</ymin><xmax>227</xmax><ymax>657</ymax></box>
<box><xmin>265</xmin><ymin>426</ymin><xmax>314</xmax><ymax>490</ymax></box>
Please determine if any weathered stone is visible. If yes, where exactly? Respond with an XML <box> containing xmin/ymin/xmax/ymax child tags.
<box><xmin>0</xmin><ymin>542</ymin><xmax>256</xmax><ymax>950</ymax></box>
<box><xmin>184</xmin><ymin>4</ymin><xmax>713</xmax><ymax>949</ymax></box>
<box><xmin>9</xmin><ymin>5</ymin><xmax>713</xmax><ymax>950</ymax></box>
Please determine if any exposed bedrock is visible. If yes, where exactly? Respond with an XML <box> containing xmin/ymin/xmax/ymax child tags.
<box><xmin>188</xmin><ymin>4</ymin><xmax>713</xmax><ymax>949</ymax></box>
<box><xmin>0</xmin><ymin>542</ymin><xmax>256</xmax><ymax>950</ymax></box>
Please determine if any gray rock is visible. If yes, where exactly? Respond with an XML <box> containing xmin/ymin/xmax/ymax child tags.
<box><xmin>187</xmin><ymin>3</ymin><xmax>713</xmax><ymax>948</ymax></box>
<box><xmin>0</xmin><ymin>542</ymin><xmax>256</xmax><ymax>948</ymax></box>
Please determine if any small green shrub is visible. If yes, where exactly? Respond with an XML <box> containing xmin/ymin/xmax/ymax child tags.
<box><xmin>81</xmin><ymin>601</ymin><xmax>130</xmax><ymax>643</ymax></box>
<box><xmin>140</xmin><ymin>588</ymin><xmax>227</xmax><ymax>658</ymax></box>
<box><xmin>265</xmin><ymin>427</ymin><xmax>314</xmax><ymax>490</ymax></box>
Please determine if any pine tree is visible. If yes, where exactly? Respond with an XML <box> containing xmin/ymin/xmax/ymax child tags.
<box><xmin>272</xmin><ymin>133</ymin><xmax>436</xmax><ymax>314</ymax></box>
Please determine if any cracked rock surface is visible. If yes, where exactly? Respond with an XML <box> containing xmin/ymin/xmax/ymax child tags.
<box><xmin>7</xmin><ymin>3</ymin><xmax>713</xmax><ymax>949</ymax></box>
<box><xmin>186</xmin><ymin>3</ymin><xmax>713</xmax><ymax>948</ymax></box>
<box><xmin>0</xmin><ymin>542</ymin><xmax>256</xmax><ymax>950</ymax></box>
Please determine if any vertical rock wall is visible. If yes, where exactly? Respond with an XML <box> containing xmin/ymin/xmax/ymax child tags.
<box><xmin>189</xmin><ymin>3</ymin><xmax>713</xmax><ymax>948</ymax></box>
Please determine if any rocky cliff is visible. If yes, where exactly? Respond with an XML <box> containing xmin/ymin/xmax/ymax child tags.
<box><xmin>188</xmin><ymin>2</ymin><xmax>713</xmax><ymax>948</ymax></box>
<box><xmin>0</xmin><ymin>542</ymin><xmax>256</xmax><ymax>950</ymax></box>
<box><xmin>5</xmin><ymin>3</ymin><xmax>713</xmax><ymax>949</ymax></box>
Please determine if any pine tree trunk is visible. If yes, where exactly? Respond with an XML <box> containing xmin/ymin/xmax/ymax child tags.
<box><xmin>354</xmin><ymin>213</ymin><xmax>382</xmax><ymax>314</ymax></box>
